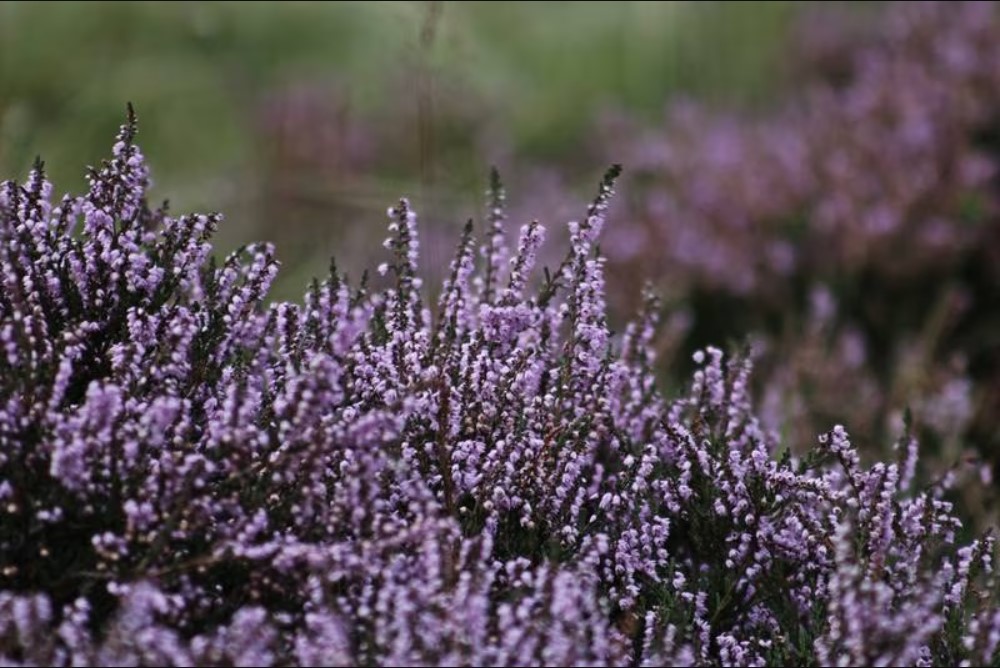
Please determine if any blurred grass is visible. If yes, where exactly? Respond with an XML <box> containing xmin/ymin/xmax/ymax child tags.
<box><xmin>0</xmin><ymin>0</ymin><xmax>806</xmax><ymax>297</ymax></box>
<box><xmin>0</xmin><ymin>2</ymin><xmax>394</xmax><ymax>198</ymax></box>
<box><xmin>451</xmin><ymin>1</ymin><xmax>800</xmax><ymax>159</ymax></box>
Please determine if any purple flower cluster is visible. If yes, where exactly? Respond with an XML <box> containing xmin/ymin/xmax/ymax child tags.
<box><xmin>602</xmin><ymin>1</ymin><xmax>1000</xmax><ymax>462</ymax></box>
<box><xmin>1</xmin><ymin>113</ymin><xmax>998</xmax><ymax>666</ymax></box>
<box><xmin>610</xmin><ymin>1</ymin><xmax>1000</xmax><ymax>296</ymax></box>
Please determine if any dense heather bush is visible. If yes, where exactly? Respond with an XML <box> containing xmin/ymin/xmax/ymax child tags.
<box><xmin>603</xmin><ymin>2</ymin><xmax>1000</xmax><ymax>466</ymax></box>
<box><xmin>2</xmin><ymin>114</ymin><xmax>1000</xmax><ymax>667</ymax></box>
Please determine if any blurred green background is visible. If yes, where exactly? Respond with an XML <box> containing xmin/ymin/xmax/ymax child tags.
<box><xmin>0</xmin><ymin>0</ymin><xmax>814</xmax><ymax>297</ymax></box>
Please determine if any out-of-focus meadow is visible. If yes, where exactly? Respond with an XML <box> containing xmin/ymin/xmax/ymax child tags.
<box><xmin>2</xmin><ymin>1</ymin><xmax>998</xmax><ymax>522</ymax></box>
<box><xmin>0</xmin><ymin>1</ymin><xmax>808</xmax><ymax>294</ymax></box>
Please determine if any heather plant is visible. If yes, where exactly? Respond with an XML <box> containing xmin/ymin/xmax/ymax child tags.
<box><xmin>2</xmin><ymin>113</ymin><xmax>1000</xmax><ymax>667</ymax></box>
<box><xmin>601</xmin><ymin>1</ymin><xmax>1000</xmax><ymax>473</ymax></box>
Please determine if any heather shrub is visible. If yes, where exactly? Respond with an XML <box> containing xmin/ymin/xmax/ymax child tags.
<box><xmin>601</xmin><ymin>1</ymin><xmax>1000</xmax><ymax>476</ymax></box>
<box><xmin>2</xmin><ymin>113</ymin><xmax>1000</xmax><ymax>667</ymax></box>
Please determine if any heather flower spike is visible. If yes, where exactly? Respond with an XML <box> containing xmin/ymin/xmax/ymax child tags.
<box><xmin>0</xmin><ymin>110</ymin><xmax>998</xmax><ymax>667</ymax></box>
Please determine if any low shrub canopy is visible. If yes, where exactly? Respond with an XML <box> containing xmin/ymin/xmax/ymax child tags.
<box><xmin>0</xmin><ymin>113</ymin><xmax>998</xmax><ymax>666</ymax></box>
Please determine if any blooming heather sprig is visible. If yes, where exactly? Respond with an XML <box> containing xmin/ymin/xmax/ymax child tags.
<box><xmin>0</xmin><ymin>117</ymin><xmax>998</xmax><ymax>667</ymax></box>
